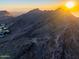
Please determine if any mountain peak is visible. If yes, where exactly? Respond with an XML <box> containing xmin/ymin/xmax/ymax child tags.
<box><xmin>54</xmin><ymin>8</ymin><xmax>75</xmax><ymax>17</ymax></box>
<box><xmin>27</xmin><ymin>8</ymin><xmax>43</xmax><ymax>14</ymax></box>
<box><xmin>55</xmin><ymin>8</ymin><xmax>70</xmax><ymax>14</ymax></box>
<box><xmin>0</xmin><ymin>10</ymin><xmax>11</xmax><ymax>16</ymax></box>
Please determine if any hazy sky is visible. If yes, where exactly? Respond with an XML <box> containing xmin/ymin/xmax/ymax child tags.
<box><xmin>0</xmin><ymin>0</ymin><xmax>78</xmax><ymax>11</ymax></box>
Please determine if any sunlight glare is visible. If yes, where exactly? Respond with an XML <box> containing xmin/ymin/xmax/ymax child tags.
<box><xmin>65</xmin><ymin>1</ymin><xmax>75</xmax><ymax>9</ymax></box>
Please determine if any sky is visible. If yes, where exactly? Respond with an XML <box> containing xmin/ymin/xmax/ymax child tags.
<box><xmin>0</xmin><ymin>0</ymin><xmax>78</xmax><ymax>12</ymax></box>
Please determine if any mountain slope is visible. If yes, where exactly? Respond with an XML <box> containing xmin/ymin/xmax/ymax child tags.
<box><xmin>0</xmin><ymin>9</ymin><xmax>79</xmax><ymax>59</ymax></box>
<box><xmin>0</xmin><ymin>10</ymin><xmax>14</xmax><ymax>24</ymax></box>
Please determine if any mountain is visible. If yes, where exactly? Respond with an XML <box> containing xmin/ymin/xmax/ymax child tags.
<box><xmin>8</xmin><ymin>8</ymin><xmax>53</xmax><ymax>35</ymax></box>
<box><xmin>0</xmin><ymin>10</ymin><xmax>10</xmax><ymax>16</ymax></box>
<box><xmin>0</xmin><ymin>10</ymin><xmax>14</xmax><ymax>24</ymax></box>
<box><xmin>0</xmin><ymin>8</ymin><xmax>79</xmax><ymax>59</ymax></box>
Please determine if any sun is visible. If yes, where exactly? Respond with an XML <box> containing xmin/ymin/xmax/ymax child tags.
<box><xmin>65</xmin><ymin>1</ymin><xmax>75</xmax><ymax>9</ymax></box>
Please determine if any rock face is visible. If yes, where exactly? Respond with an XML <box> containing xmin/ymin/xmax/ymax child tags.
<box><xmin>0</xmin><ymin>8</ymin><xmax>79</xmax><ymax>59</ymax></box>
